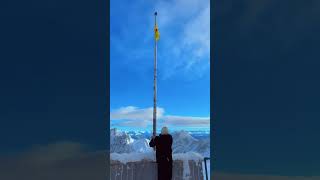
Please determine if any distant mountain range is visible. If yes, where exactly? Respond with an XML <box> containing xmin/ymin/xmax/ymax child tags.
<box><xmin>110</xmin><ymin>128</ymin><xmax>210</xmax><ymax>157</ymax></box>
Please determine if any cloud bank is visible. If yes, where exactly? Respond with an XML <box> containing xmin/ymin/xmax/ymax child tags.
<box><xmin>110</xmin><ymin>106</ymin><xmax>210</xmax><ymax>128</ymax></box>
<box><xmin>163</xmin><ymin>115</ymin><xmax>210</xmax><ymax>127</ymax></box>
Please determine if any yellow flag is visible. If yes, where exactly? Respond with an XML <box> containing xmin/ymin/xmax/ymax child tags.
<box><xmin>155</xmin><ymin>24</ymin><xmax>160</xmax><ymax>41</ymax></box>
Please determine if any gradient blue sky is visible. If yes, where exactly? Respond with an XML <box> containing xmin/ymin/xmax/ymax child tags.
<box><xmin>110</xmin><ymin>0</ymin><xmax>210</xmax><ymax>131</ymax></box>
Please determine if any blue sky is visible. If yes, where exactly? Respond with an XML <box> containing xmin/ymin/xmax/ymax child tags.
<box><xmin>110</xmin><ymin>0</ymin><xmax>210</xmax><ymax>131</ymax></box>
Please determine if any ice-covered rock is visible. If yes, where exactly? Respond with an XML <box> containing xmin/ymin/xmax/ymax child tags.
<box><xmin>172</xmin><ymin>130</ymin><xmax>210</xmax><ymax>157</ymax></box>
<box><xmin>110</xmin><ymin>128</ymin><xmax>134</xmax><ymax>153</ymax></box>
<box><xmin>132</xmin><ymin>139</ymin><xmax>153</xmax><ymax>153</ymax></box>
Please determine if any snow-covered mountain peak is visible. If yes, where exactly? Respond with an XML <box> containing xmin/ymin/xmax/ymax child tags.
<box><xmin>110</xmin><ymin>128</ymin><xmax>135</xmax><ymax>153</ymax></box>
<box><xmin>110</xmin><ymin>129</ymin><xmax>209</xmax><ymax>157</ymax></box>
<box><xmin>172</xmin><ymin>130</ymin><xmax>198</xmax><ymax>142</ymax></box>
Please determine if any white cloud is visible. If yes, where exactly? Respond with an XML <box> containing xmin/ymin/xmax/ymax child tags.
<box><xmin>115</xmin><ymin>119</ymin><xmax>150</xmax><ymax>128</ymax></box>
<box><xmin>154</xmin><ymin>0</ymin><xmax>210</xmax><ymax>79</ymax></box>
<box><xmin>110</xmin><ymin>106</ymin><xmax>209</xmax><ymax>128</ymax></box>
<box><xmin>162</xmin><ymin>115</ymin><xmax>210</xmax><ymax>127</ymax></box>
<box><xmin>110</xmin><ymin>106</ymin><xmax>164</xmax><ymax>121</ymax></box>
<box><xmin>183</xmin><ymin>6</ymin><xmax>210</xmax><ymax>59</ymax></box>
<box><xmin>155</xmin><ymin>0</ymin><xmax>208</xmax><ymax>28</ymax></box>
<box><xmin>111</xmin><ymin>0</ymin><xmax>210</xmax><ymax>80</ymax></box>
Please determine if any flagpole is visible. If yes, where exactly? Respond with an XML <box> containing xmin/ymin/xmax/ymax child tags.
<box><xmin>153</xmin><ymin>12</ymin><xmax>158</xmax><ymax>137</ymax></box>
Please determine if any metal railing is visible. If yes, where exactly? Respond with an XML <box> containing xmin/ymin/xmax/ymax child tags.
<box><xmin>203</xmin><ymin>157</ymin><xmax>210</xmax><ymax>180</ymax></box>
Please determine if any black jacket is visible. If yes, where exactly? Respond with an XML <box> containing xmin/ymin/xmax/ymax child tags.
<box><xmin>149</xmin><ymin>134</ymin><xmax>173</xmax><ymax>163</ymax></box>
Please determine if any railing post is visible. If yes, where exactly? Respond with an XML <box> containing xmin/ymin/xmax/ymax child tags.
<box><xmin>204</xmin><ymin>157</ymin><xmax>210</xmax><ymax>180</ymax></box>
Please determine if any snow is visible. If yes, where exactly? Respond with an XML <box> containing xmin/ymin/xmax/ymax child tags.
<box><xmin>172</xmin><ymin>130</ymin><xmax>210</xmax><ymax>157</ymax></box>
<box><xmin>131</xmin><ymin>139</ymin><xmax>153</xmax><ymax>153</ymax></box>
<box><xmin>173</xmin><ymin>152</ymin><xmax>204</xmax><ymax>179</ymax></box>
<box><xmin>173</xmin><ymin>152</ymin><xmax>203</xmax><ymax>161</ymax></box>
<box><xmin>207</xmin><ymin>161</ymin><xmax>210</xmax><ymax>179</ymax></box>
<box><xmin>110</xmin><ymin>129</ymin><xmax>135</xmax><ymax>153</ymax></box>
<box><xmin>110</xmin><ymin>128</ymin><xmax>210</xmax><ymax>179</ymax></box>
<box><xmin>202</xmin><ymin>159</ymin><xmax>210</xmax><ymax>179</ymax></box>
<box><xmin>110</xmin><ymin>128</ymin><xmax>210</xmax><ymax>156</ymax></box>
<box><xmin>111</xmin><ymin>151</ymin><xmax>203</xmax><ymax>164</ymax></box>
<box><xmin>110</xmin><ymin>151</ymin><xmax>156</xmax><ymax>164</ymax></box>
<box><xmin>111</xmin><ymin>151</ymin><xmax>203</xmax><ymax>179</ymax></box>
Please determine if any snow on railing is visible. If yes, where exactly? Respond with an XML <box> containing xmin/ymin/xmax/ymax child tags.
<box><xmin>110</xmin><ymin>152</ymin><xmax>205</xmax><ymax>180</ymax></box>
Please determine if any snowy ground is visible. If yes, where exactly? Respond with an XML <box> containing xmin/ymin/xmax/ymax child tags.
<box><xmin>110</xmin><ymin>128</ymin><xmax>210</xmax><ymax>178</ymax></box>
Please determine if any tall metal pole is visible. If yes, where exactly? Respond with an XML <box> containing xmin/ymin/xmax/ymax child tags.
<box><xmin>153</xmin><ymin>12</ymin><xmax>158</xmax><ymax>136</ymax></box>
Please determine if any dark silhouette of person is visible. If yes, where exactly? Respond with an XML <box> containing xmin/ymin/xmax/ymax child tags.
<box><xmin>149</xmin><ymin>127</ymin><xmax>173</xmax><ymax>180</ymax></box>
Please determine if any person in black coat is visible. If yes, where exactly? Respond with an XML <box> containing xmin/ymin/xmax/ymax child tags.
<box><xmin>149</xmin><ymin>126</ymin><xmax>173</xmax><ymax>180</ymax></box>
